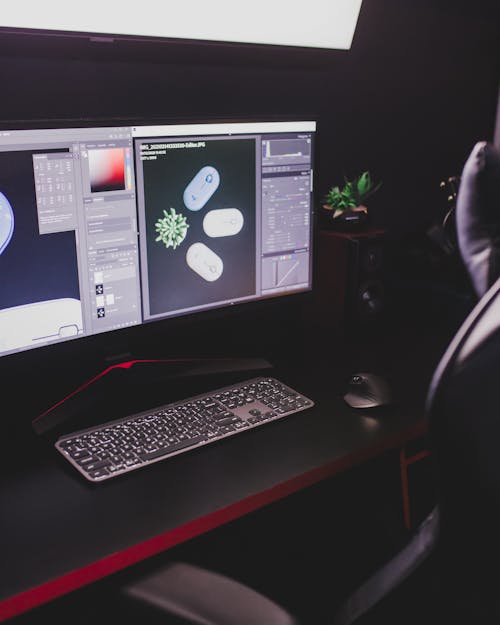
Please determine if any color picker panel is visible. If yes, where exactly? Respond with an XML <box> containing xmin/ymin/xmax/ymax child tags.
<box><xmin>88</xmin><ymin>148</ymin><xmax>126</xmax><ymax>193</ymax></box>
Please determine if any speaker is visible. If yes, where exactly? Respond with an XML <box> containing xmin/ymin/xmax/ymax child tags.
<box><xmin>312</xmin><ymin>229</ymin><xmax>386</xmax><ymax>333</ymax></box>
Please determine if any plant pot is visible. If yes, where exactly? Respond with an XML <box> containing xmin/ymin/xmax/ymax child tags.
<box><xmin>321</xmin><ymin>205</ymin><xmax>369</xmax><ymax>230</ymax></box>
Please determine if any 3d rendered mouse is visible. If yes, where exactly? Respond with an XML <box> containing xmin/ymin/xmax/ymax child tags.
<box><xmin>344</xmin><ymin>372</ymin><xmax>392</xmax><ymax>408</ymax></box>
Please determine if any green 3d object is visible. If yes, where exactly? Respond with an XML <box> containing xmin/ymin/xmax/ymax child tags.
<box><xmin>155</xmin><ymin>207</ymin><xmax>189</xmax><ymax>249</ymax></box>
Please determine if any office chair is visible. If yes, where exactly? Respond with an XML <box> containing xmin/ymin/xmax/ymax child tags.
<box><xmin>119</xmin><ymin>140</ymin><xmax>500</xmax><ymax>625</ymax></box>
<box><xmin>332</xmin><ymin>139</ymin><xmax>500</xmax><ymax>625</ymax></box>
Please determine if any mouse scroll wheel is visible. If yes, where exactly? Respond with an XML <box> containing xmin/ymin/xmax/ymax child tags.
<box><xmin>351</xmin><ymin>375</ymin><xmax>363</xmax><ymax>384</ymax></box>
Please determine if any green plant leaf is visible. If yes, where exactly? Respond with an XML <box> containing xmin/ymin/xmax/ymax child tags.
<box><xmin>324</xmin><ymin>185</ymin><xmax>344</xmax><ymax>208</ymax></box>
<box><xmin>357</xmin><ymin>171</ymin><xmax>371</xmax><ymax>197</ymax></box>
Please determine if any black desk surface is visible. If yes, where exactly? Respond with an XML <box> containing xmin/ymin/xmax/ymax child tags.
<box><xmin>0</xmin><ymin>322</ymin><xmax>449</xmax><ymax>622</ymax></box>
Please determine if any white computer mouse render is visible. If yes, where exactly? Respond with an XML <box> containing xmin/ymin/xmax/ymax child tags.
<box><xmin>0</xmin><ymin>298</ymin><xmax>83</xmax><ymax>353</ymax></box>
<box><xmin>186</xmin><ymin>242</ymin><xmax>223</xmax><ymax>282</ymax></box>
<box><xmin>203</xmin><ymin>208</ymin><xmax>244</xmax><ymax>238</ymax></box>
<box><xmin>183</xmin><ymin>166</ymin><xmax>220</xmax><ymax>211</ymax></box>
<box><xmin>0</xmin><ymin>191</ymin><xmax>14</xmax><ymax>255</ymax></box>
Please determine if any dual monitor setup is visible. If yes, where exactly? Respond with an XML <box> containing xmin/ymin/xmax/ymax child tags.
<box><xmin>0</xmin><ymin>118</ymin><xmax>316</xmax><ymax>360</ymax></box>
<box><xmin>0</xmin><ymin>118</ymin><xmax>318</xmax><ymax>470</ymax></box>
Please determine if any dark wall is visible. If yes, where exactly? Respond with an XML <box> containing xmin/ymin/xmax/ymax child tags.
<box><xmin>0</xmin><ymin>1</ymin><xmax>499</xmax><ymax>237</ymax></box>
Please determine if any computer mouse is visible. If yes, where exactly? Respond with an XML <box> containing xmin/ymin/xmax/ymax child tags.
<box><xmin>183</xmin><ymin>165</ymin><xmax>220</xmax><ymax>211</ymax></box>
<box><xmin>344</xmin><ymin>372</ymin><xmax>392</xmax><ymax>408</ymax></box>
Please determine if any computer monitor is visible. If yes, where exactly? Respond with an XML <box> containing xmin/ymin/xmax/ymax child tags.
<box><xmin>0</xmin><ymin>117</ymin><xmax>316</xmax><ymax>422</ymax></box>
<box><xmin>0</xmin><ymin>1</ymin><xmax>363</xmax><ymax>50</ymax></box>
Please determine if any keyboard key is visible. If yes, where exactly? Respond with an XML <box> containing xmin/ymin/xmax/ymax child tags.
<box><xmin>88</xmin><ymin>468</ymin><xmax>110</xmax><ymax>479</ymax></box>
<box><xmin>137</xmin><ymin>435</ymin><xmax>207</xmax><ymax>461</ymax></box>
<box><xmin>84</xmin><ymin>459</ymin><xmax>112</xmax><ymax>472</ymax></box>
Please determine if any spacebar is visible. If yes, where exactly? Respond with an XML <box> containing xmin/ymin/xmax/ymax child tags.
<box><xmin>137</xmin><ymin>435</ymin><xmax>207</xmax><ymax>461</ymax></box>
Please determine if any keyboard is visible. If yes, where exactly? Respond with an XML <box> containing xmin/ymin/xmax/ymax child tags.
<box><xmin>55</xmin><ymin>376</ymin><xmax>314</xmax><ymax>483</ymax></box>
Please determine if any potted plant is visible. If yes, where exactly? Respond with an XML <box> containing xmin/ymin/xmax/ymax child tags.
<box><xmin>322</xmin><ymin>171</ymin><xmax>382</xmax><ymax>229</ymax></box>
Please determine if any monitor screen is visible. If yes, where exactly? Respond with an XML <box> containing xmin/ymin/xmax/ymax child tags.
<box><xmin>0</xmin><ymin>119</ymin><xmax>316</xmax><ymax>362</ymax></box>
<box><xmin>0</xmin><ymin>1</ymin><xmax>362</xmax><ymax>50</ymax></box>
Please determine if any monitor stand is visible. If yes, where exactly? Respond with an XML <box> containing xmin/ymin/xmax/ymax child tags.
<box><xmin>32</xmin><ymin>356</ymin><xmax>274</xmax><ymax>437</ymax></box>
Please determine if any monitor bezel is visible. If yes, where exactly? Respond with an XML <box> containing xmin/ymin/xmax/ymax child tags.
<box><xmin>0</xmin><ymin>25</ymin><xmax>354</xmax><ymax>71</ymax></box>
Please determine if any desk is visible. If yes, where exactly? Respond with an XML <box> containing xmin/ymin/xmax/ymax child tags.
<box><xmin>0</xmin><ymin>334</ymin><xmax>439</xmax><ymax>623</ymax></box>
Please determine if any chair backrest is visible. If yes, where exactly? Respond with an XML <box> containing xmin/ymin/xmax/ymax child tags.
<box><xmin>425</xmin><ymin>140</ymin><xmax>500</xmax><ymax>617</ymax></box>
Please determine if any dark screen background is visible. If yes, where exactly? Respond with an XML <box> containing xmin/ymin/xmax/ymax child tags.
<box><xmin>0</xmin><ymin>149</ymin><xmax>80</xmax><ymax>310</ymax></box>
<box><xmin>140</xmin><ymin>138</ymin><xmax>257</xmax><ymax>317</ymax></box>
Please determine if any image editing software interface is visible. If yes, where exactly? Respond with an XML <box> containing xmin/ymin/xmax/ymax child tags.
<box><xmin>0</xmin><ymin>120</ymin><xmax>315</xmax><ymax>359</ymax></box>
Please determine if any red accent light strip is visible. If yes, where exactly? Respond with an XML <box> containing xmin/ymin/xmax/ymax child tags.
<box><xmin>400</xmin><ymin>447</ymin><xmax>412</xmax><ymax>531</ymax></box>
<box><xmin>400</xmin><ymin>446</ymin><xmax>430</xmax><ymax>530</ymax></box>
<box><xmin>31</xmin><ymin>358</ymin><xmax>235</xmax><ymax>426</ymax></box>
<box><xmin>0</xmin><ymin>420</ymin><xmax>427</xmax><ymax>622</ymax></box>
<box><xmin>405</xmin><ymin>449</ymin><xmax>430</xmax><ymax>466</ymax></box>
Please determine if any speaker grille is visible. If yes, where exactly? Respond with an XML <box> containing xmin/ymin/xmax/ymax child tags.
<box><xmin>311</xmin><ymin>230</ymin><xmax>386</xmax><ymax>333</ymax></box>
